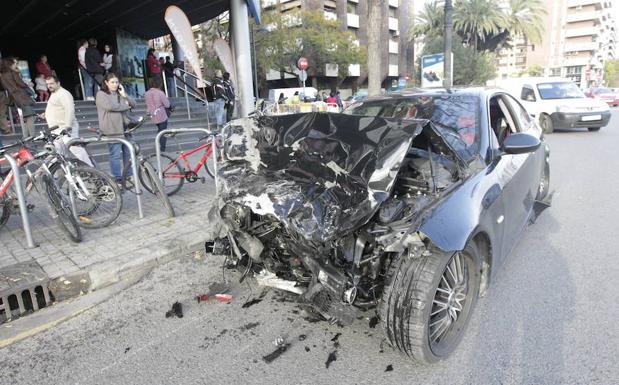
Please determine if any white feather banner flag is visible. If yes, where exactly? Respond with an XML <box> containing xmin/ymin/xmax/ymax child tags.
<box><xmin>213</xmin><ymin>38</ymin><xmax>236</xmax><ymax>86</ymax></box>
<box><xmin>164</xmin><ymin>6</ymin><xmax>203</xmax><ymax>83</ymax></box>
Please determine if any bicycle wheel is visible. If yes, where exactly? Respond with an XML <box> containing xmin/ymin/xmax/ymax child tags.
<box><xmin>141</xmin><ymin>161</ymin><xmax>175</xmax><ymax>218</ymax></box>
<box><xmin>42</xmin><ymin>174</ymin><xmax>82</xmax><ymax>243</ymax></box>
<box><xmin>141</xmin><ymin>153</ymin><xmax>184</xmax><ymax>196</ymax></box>
<box><xmin>57</xmin><ymin>166</ymin><xmax>123</xmax><ymax>229</ymax></box>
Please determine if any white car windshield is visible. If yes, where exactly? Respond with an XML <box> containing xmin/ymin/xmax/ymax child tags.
<box><xmin>537</xmin><ymin>82</ymin><xmax>584</xmax><ymax>100</ymax></box>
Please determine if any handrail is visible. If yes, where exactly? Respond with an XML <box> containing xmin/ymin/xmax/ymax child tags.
<box><xmin>169</xmin><ymin>69</ymin><xmax>212</xmax><ymax>129</ymax></box>
<box><xmin>1</xmin><ymin>154</ymin><xmax>35</xmax><ymax>248</ymax></box>
<box><xmin>66</xmin><ymin>136</ymin><xmax>144</xmax><ymax>219</ymax></box>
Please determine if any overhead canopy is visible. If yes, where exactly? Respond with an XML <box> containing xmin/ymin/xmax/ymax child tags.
<box><xmin>0</xmin><ymin>0</ymin><xmax>260</xmax><ymax>40</ymax></box>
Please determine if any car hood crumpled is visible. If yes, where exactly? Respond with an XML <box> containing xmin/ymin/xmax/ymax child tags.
<box><xmin>216</xmin><ymin>113</ymin><xmax>426</xmax><ymax>243</ymax></box>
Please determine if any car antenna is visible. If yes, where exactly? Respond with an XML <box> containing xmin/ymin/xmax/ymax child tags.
<box><xmin>427</xmin><ymin>144</ymin><xmax>438</xmax><ymax>195</ymax></box>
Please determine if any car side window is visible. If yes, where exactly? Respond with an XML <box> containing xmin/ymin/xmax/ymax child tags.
<box><xmin>505</xmin><ymin>94</ymin><xmax>534</xmax><ymax>132</ymax></box>
<box><xmin>521</xmin><ymin>86</ymin><xmax>536</xmax><ymax>102</ymax></box>
<box><xmin>489</xmin><ymin>95</ymin><xmax>519</xmax><ymax>148</ymax></box>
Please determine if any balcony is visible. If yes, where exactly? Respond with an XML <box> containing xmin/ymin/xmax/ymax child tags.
<box><xmin>389</xmin><ymin>40</ymin><xmax>399</xmax><ymax>54</ymax></box>
<box><xmin>348</xmin><ymin>64</ymin><xmax>361</xmax><ymax>77</ymax></box>
<box><xmin>564</xmin><ymin>41</ymin><xmax>599</xmax><ymax>52</ymax></box>
<box><xmin>348</xmin><ymin>0</ymin><xmax>359</xmax><ymax>3</ymax></box>
<box><xmin>566</xmin><ymin>11</ymin><xmax>601</xmax><ymax>23</ymax></box>
<box><xmin>324</xmin><ymin>11</ymin><xmax>337</xmax><ymax>21</ymax></box>
<box><xmin>389</xmin><ymin>64</ymin><xmax>399</xmax><ymax>77</ymax></box>
<box><xmin>565</xmin><ymin>27</ymin><xmax>600</xmax><ymax>37</ymax></box>
<box><xmin>567</xmin><ymin>0</ymin><xmax>603</xmax><ymax>9</ymax></box>
<box><xmin>563</xmin><ymin>57</ymin><xmax>592</xmax><ymax>66</ymax></box>
<box><xmin>389</xmin><ymin>0</ymin><xmax>399</xmax><ymax>7</ymax></box>
<box><xmin>388</xmin><ymin>17</ymin><xmax>398</xmax><ymax>31</ymax></box>
<box><xmin>347</xmin><ymin>13</ymin><xmax>359</xmax><ymax>28</ymax></box>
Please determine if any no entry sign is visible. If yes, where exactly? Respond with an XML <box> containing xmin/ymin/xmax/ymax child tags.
<box><xmin>297</xmin><ymin>57</ymin><xmax>309</xmax><ymax>71</ymax></box>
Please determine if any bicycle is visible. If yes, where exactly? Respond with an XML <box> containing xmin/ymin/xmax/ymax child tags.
<box><xmin>0</xmin><ymin>131</ymin><xmax>82</xmax><ymax>242</ymax></box>
<box><xmin>43</xmin><ymin>128</ymin><xmax>123</xmax><ymax>229</ymax></box>
<box><xmin>131</xmin><ymin>132</ymin><xmax>220</xmax><ymax>197</ymax></box>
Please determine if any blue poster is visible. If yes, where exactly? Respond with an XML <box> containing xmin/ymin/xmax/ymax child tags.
<box><xmin>116</xmin><ymin>29</ymin><xmax>148</xmax><ymax>98</ymax></box>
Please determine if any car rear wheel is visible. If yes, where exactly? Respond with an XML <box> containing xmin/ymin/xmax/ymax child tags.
<box><xmin>379</xmin><ymin>243</ymin><xmax>480</xmax><ymax>364</ymax></box>
<box><xmin>539</xmin><ymin>114</ymin><xmax>554</xmax><ymax>134</ymax></box>
<box><xmin>587</xmin><ymin>127</ymin><xmax>601</xmax><ymax>132</ymax></box>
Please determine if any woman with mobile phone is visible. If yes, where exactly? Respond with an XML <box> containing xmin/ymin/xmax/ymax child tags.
<box><xmin>95</xmin><ymin>72</ymin><xmax>136</xmax><ymax>182</ymax></box>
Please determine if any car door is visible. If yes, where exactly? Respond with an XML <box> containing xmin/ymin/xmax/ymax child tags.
<box><xmin>486</xmin><ymin>92</ymin><xmax>540</xmax><ymax>261</ymax></box>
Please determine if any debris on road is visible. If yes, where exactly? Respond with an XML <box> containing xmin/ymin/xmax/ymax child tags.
<box><xmin>165</xmin><ymin>301</ymin><xmax>184</xmax><ymax>318</ymax></box>
<box><xmin>262</xmin><ymin>340</ymin><xmax>291</xmax><ymax>364</ymax></box>
<box><xmin>298</xmin><ymin>334</ymin><xmax>307</xmax><ymax>341</ymax></box>
<box><xmin>369</xmin><ymin>316</ymin><xmax>379</xmax><ymax>328</ymax></box>
<box><xmin>331</xmin><ymin>332</ymin><xmax>342</xmax><ymax>348</ymax></box>
<box><xmin>305</xmin><ymin>346</ymin><xmax>310</xmax><ymax>352</ymax></box>
<box><xmin>196</xmin><ymin>294</ymin><xmax>210</xmax><ymax>303</ymax></box>
<box><xmin>215</xmin><ymin>294</ymin><xmax>234</xmax><ymax>303</ymax></box>
<box><xmin>239</xmin><ymin>322</ymin><xmax>260</xmax><ymax>331</ymax></box>
<box><xmin>241</xmin><ymin>298</ymin><xmax>263</xmax><ymax>308</ymax></box>
<box><xmin>124</xmin><ymin>347</ymin><xmax>131</xmax><ymax>354</ymax></box>
<box><xmin>325</xmin><ymin>351</ymin><xmax>337</xmax><ymax>368</ymax></box>
<box><xmin>385</xmin><ymin>364</ymin><xmax>393</xmax><ymax>372</ymax></box>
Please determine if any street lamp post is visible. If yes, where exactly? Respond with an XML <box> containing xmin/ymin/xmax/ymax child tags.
<box><xmin>443</xmin><ymin>0</ymin><xmax>453</xmax><ymax>88</ymax></box>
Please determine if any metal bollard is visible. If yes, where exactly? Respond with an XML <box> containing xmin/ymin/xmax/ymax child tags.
<box><xmin>3</xmin><ymin>154</ymin><xmax>35</xmax><ymax>248</ymax></box>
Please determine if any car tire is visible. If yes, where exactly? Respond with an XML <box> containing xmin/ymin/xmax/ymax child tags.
<box><xmin>539</xmin><ymin>114</ymin><xmax>554</xmax><ymax>134</ymax></box>
<box><xmin>379</xmin><ymin>242</ymin><xmax>481</xmax><ymax>364</ymax></box>
<box><xmin>587</xmin><ymin>127</ymin><xmax>601</xmax><ymax>132</ymax></box>
<box><xmin>537</xmin><ymin>162</ymin><xmax>550</xmax><ymax>201</ymax></box>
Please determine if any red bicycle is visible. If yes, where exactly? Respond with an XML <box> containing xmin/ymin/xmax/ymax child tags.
<box><xmin>131</xmin><ymin>134</ymin><xmax>219</xmax><ymax>196</ymax></box>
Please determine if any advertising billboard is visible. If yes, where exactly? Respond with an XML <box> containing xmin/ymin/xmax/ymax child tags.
<box><xmin>421</xmin><ymin>53</ymin><xmax>452</xmax><ymax>88</ymax></box>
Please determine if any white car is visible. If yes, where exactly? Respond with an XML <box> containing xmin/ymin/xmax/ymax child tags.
<box><xmin>500</xmin><ymin>77</ymin><xmax>611</xmax><ymax>133</ymax></box>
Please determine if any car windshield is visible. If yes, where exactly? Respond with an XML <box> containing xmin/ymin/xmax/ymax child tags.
<box><xmin>594</xmin><ymin>88</ymin><xmax>612</xmax><ymax>94</ymax></box>
<box><xmin>343</xmin><ymin>94</ymin><xmax>480</xmax><ymax>162</ymax></box>
<box><xmin>536</xmin><ymin>82</ymin><xmax>584</xmax><ymax>99</ymax></box>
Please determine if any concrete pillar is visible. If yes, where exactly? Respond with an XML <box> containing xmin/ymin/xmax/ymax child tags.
<box><xmin>231</xmin><ymin>0</ymin><xmax>255</xmax><ymax>117</ymax></box>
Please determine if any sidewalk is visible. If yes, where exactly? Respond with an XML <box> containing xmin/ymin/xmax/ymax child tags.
<box><xmin>0</xmin><ymin>165</ymin><xmax>216</xmax><ymax>299</ymax></box>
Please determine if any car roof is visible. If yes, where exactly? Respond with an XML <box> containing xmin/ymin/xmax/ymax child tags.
<box><xmin>365</xmin><ymin>87</ymin><xmax>493</xmax><ymax>101</ymax></box>
<box><xmin>501</xmin><ymin>76</ymin><xmax>573</xmax><ymax>85</ymax></box>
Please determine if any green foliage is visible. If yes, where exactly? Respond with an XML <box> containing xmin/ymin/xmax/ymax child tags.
<box><xmin>454</xmin><ymin>0</ymin><xmax>504</xmax><ymax>50</ymax></box>
<box><xmin>604</xmin><ymin>59</ymin><xmax>619</xmax><ymax>87</ymax></box>
<box><xmin>256</xmin><ymin>10</ymin><xmax>366</xmax><ymax>80</ymax></box>
<box><xmin>522</xmin><ymin>64</ymin><xmax>544</xmax><ymax>76</ymax></box>
<box><xmin>412</xmin><ymin>0</ymin><xmax>546</xmax><ymax>52</ymax></box>
<box><xmin>420</xmin><ymin>34</ymin><xmax>497</xmax><ymax>85</ymax></box>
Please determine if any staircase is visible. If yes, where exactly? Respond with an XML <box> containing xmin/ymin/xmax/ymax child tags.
<box><xmin>2</xmin><ymin>97</ymin><xmax>215</xmax><ymax>163</ymax></box>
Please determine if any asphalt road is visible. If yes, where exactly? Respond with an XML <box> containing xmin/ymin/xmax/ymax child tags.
<box><xmin>2</xmin><ymin>109</ymin><xmax>619</xmax><ymax>385</ymax></box>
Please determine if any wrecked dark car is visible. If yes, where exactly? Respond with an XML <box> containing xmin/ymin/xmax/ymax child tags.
<box><xmin>207</xmin><ymin>88</ymin><xmax>551</xmax><ymax>364</ymax></box>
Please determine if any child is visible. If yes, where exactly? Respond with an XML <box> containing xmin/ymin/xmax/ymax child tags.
<box><xmin>34</xmin><ymin>74</ymin><xmax>48</xmax><ymax>102</ymax></box>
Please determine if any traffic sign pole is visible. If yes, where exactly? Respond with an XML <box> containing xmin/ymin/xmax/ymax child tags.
<box><xmin>297</xmin><ymin>57</ymin><xmax>309</xmax><ymax>100</ymax></box>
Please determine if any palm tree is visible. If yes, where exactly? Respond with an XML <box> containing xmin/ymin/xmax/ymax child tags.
<box><xmin>454</xmin><ymin>0</ymin><xmax>505</xmax><ymax>51</ymax></box>
<box><xmin>410</xmin><ymin>1</ymin><xmax>445</xmax><ymax>41</ymax></box>
<box><xmin>503</xmin><ymin>0</ymin><xmax>547</xmax><ymax>44</ymax></box>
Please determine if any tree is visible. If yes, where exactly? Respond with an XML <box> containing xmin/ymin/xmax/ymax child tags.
<box><xmin>410</xmin><ymin>1</ymin><xmax>445</xmax><ymax>42</ymax></box>
<box><xmin>367</xmin><ymin>0</ymin><xmax>384</xmax><ymax>96</ymax></box>
<box><xmin>420</xmin><ymin>34</ymin><xmax>497</xmax><ymax>85</ymax></box>
<box><xmin>454</xmin><ymin>0</ymin><xmax>504</xmax><ymax>51</ymax></box>
<box><xmin>604</xmin><ymin>59</ymin><xmax>619</xmax><ymax>87</ymax></box>
<box><xmin>521</xmin><ymin>64</ymin><xmax>544</xmax><ymax>76</ymax></box>
<box><xmin>255</xmin><ymin>10</ymin><xmax>365</xmax><ymax>85</ymax></box>
<box><xmin>480</xmin><ymin>0</ymin><xmax>546</xmax><ymax>51</ymax></box>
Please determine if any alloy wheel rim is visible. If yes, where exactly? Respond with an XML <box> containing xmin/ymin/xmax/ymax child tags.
<box><xmin>429</xmin><ymin>252</ymin><xmax>469</xmax><ymax>352</ymax></box>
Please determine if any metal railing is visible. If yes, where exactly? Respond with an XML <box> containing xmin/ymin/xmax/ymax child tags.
<box><xmin>154</xmin><ymin>128</ymin><xmax>218</xmax><ymax>192</ymax></box>
<box><xmin>1</xmin><ymin>154</ymin><xmax>35</xmax><ymax>248</ymax></box>
<box><xmin>66</xmin><ymin>136</ymin><xmax>144</xmax><ymax>219</ymax></box>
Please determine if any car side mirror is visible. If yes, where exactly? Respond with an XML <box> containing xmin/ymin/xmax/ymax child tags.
<box><xmin>502</xmin><ymin>133</ymin><xmax>541</xmax><ymax>155</ymax></box>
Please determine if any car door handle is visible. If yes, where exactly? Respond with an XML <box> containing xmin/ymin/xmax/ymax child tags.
<box><xmin>482</xmin><ymin>184</ymin><xmax>502</xmax><ymax>209</ymax></box>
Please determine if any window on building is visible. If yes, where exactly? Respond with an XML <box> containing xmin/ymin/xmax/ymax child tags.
<box><xmin>347</xmin><ymin>3</ymin><xmax>358</xmax><ymax>14</ymax></box>
<box><xmin>389</xmin><ymin>53</ymin><xmax>398</xmax><ymax>65</ymax></box>
<box><xmin>566</xmin><ymin>66</ymin><xmax>583</xmax><ymax>75</ymax></box>
<box><xmin>389</xmin><ymin>6</ymin><xmax>397</xmax><ymax>18</ymax></box>
<box><xmin>549</xmin><ymin>68</ymin><xmax>561</xmax><ymax>76</ymax></box>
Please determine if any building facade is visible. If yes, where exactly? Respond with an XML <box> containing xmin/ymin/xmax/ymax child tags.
<box><xmin>261</xmin><ymin>0</ymin><xmax>414</xmax><ymax>94</ymax></box>
<box><xmin>496</xmin><ymin>0</ymin><xmax>617</xmax><ymax>89</ymax></box>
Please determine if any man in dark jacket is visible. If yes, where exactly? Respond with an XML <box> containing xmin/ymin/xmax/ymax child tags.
<box><xmin>223</xmin><ymin>72</ymin><xmax>235</xmax><ymax>122</ymax></box>
<box><xmin>85</xmin><ymin>38</ymin><xmax>105</xmax><ymax>98</ymax></box>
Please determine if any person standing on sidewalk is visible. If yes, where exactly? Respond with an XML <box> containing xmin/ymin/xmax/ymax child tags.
<box><xmin>96</xmin><ymin>73</ymin><xmax>136</xmax><ymax>182</ymax></box>
<box><xmin>163</xmin><ymin>56</ymin><xmax>175</xmax><ymax>97</ymax></box>
<box><xmin>146</xmin><ymin>49</ymin><xmax>161</xmax><ymax>89</ymax></box>
<box><xmin>41</xmin><ymin>75</ymin><xmax>79</xmax><ymax>136</ymax></box>
<box><xmin>212</xmin><ymin>70</ymin><xmax>228</xmax><ymax>129</ymax></box>
<box><xmin>77</xmin><ymin>39</ymin><xmax>93</xmax><ymax>99</ymax></box>
<box><xmin>85</xmin><ymin>38</ymin><xmax>105</xmax><ymax>99</ymax></box>
<box><xmin>144</xmin><ymin>77</ymin><xmax>171</xmax><ymax>152</ymax></box>
<box><xmin>35</xmin><ymin>55</ymin><xmax>54</xmax><ymax>78</ymax></box>
<box><xmin>0</xmin><ymin>82</ymin><xmax>11</xmax><ymax>135</ymax></box>
<box><xmin>0</xmin><ymin>57</ymin><xmax>36</xmax><ymax>138</ymax></box>
<box><xmin>223</xmin><ymin>72</ymin><xmax>235</xmax><ymax>122</ymax></box>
